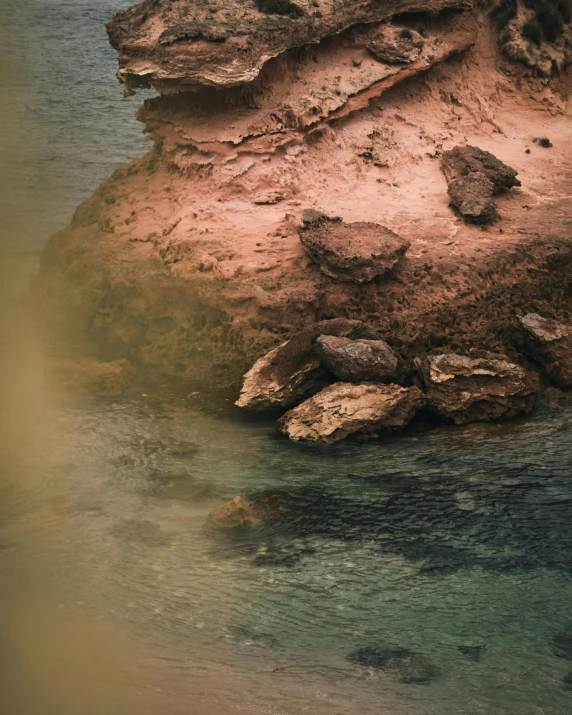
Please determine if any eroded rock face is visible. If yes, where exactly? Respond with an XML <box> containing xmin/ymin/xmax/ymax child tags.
<box><xmin>418</xmin><ymin>352</ymin><xmax>538</xmax><ymax>424</ymax></box>
<box><xmin>347</xmin><ymin>646</ymin><xmax>440</xmax><ymax>684</ymax></box>
<box><xmin>314</xmin><ymin>335</ymin><xmax>398</xmax><ymax>382</ymax></box>
<box><xmin>107</xmin><ymin>0</ymin><xmax>473</xmax><ymax>90</ymax></box>
<box><xmin>491</xmin><ymin>0</ymin><xmax>572</xmax><ymax>76</ymax></box>
<box><xmin>207</xmin><ymin>496</ymin><xmax>258</xmax><ymax>529</ymax></box>
<box><xmin>366</xmin><ymin>25</ymin><xmax>425</xmax><ymax>64</ymax></box>
<box><xmin>235</xmin><ymin>319</ymin><xmax>379</xmax><ymax>410</ymax></box>
<box><xmin>299</xmin><ymin>218</ymin><xmax>410</xmax><ymax>283</ymax></box>
<box><xmin>45</xmin><ymin>358</ymin><xmax>134</xmax><ymax>398</ymax></box>
<box><xmin>441</xmin><ymin>145</ymin><xmax>520</xmax><ymax>223</ymax></box>
<box><xmin>517</xmin><ymin>313</ymin><xmax>572</xmax><ymax>388</ymax></box>
<box><xmin>278</xmin><ymin>382</ymin><xmax>425</xmax><ymax>444</ymax></box>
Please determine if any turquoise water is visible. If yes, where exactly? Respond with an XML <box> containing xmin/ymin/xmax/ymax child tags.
<box><xmin>0</xmin><ymin>2</ymin><xmax>571</xmax><ymax>714</ymax></box>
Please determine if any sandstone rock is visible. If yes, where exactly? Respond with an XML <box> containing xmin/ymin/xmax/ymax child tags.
<box><xmin>235</xmin><ymin>319</ymin><xmax>379</xmax><ymax>410</ymax></box>
<box><xmin>367</xmin><ymin>26</ymin><xmax>425</xmax><ymax>64</ymax></box>
<box><xmin>314</xmin><ymin>335</ymin><xmax>398</xmax><ymax>383</ymax></box>
<box><xmin>418</xmin><ymin>352</ymin><xmax>538</xmax><ymax>424</ymax></box>
<box><xmin>45</xmin><ymin>357</ymin><xmax>134</xmax><ymax>398</ymax></box>
<box><xmin>517</xmin><ymin>313</ymin><xmax>572</xmax><ymax>388</ymax></box>
<box><xmin>207</xmin><ymin>496</ymin><xmax>258</xmax><ymax>529</ymax></box>
<box><xmin>347</xmin><ymin>646</ymin><xmax>440</xmax><ymax>684</ymax></box>
<box><xmin>441</xmin><ymin>145</ymin><xmax>520</xmax><ymax>223</ymax></box>
<box><xmin>299</xmin><ymin>219</ymin><xmax>410</xmax><ymax>283</ymax></box>
<box><xmin>278</xmin><ymin>383</ymin><xmax>425</xmax><ymax>444</ymax></box>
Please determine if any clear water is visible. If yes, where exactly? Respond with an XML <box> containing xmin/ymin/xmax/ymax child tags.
<box><xmin>1</xmin><ymin>2</ymin><xmax>572</xmax><ymax>714</ymax></box>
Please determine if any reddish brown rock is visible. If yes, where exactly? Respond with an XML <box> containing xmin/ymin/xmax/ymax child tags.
<box><xmin>441</xmin><ymin>145</ymin><xmax>520</xmax><ymax>223</ymax></box>
<box><xmin>418</xmin><ymin>352</ymin><xmax>538</xmax><ymax>424</ymax></box>
<box><xmin>45</xmin><ymin>358</ymin><xmax>134</xmax><ymax>398</ymax></box>
<box><xmin>517</xmin><ymin>313</ymin><xmax>572</xmax><ymax>388</ymax></box>
<box><xmin>207</xmin><ymin>496</ymin><xmax>258</xmax><ymax>529</ymax></box>
<box><xmin>299</xmin><ymin>219</ymin><xmax>410</xmax><ymax>283</ymax></box>
<box><xmin>314</xmin><ymin>335</ymin><xmax>398</xmax><ymax>383</ymax></box>
<box><xmin>278</xmin><ymin>383</ymin><xmax>425</xmax><ymax>444</ymax></box>
<box><xmin>235</xmin><ymin>319</ymin><xmax>379</xmax><ymax>410</ymax></box>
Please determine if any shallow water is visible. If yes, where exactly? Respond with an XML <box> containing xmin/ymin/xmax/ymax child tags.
<box><xmin>1</xmin><ymin>1</ymin><xmax>572</xmax><ymax>713</ymax></box>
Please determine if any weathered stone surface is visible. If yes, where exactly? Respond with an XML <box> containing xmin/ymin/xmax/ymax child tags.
<box><xmin>299</xmin><ymin>219</ymin><xmax>410</xmax><ymax>283</ymax></box>
<box><xmin>235</xmin><ymin>319</ymin><xmax>379</xmax><ymax>410</ymax></box>
<box><xmin>418</xmin><ymin>352</ymin><xmax>538</xmax><ymax>424</ymax></box>
<box><xmin>278</xmin><ymin>382</ymin><xmax>425</xmax><ymax>444</ymax></box>
<box><xmin>366</xmin><ymin>25</ymin><xmax>425</xmax><ymax>64</ymax></box>
<box><xmin>491</xmin><ymin>0</ymin><xmax>572</xmax><ymax>76</ymax></box>
<box><xmin>314</xmin><ymin>335</ymin><xmax>398</xmax><ymax>382</ymax></box>
<box><xmin>207</xmin><ymin>496</ymin><xmax>258</xmax><ymax>529</ymax></box>
<box><xmin>441</xmin><ymin>145</ymin><xmax>520</xmax><ymax>223</ymax></box>
<box><xmin>347</xmin><ymin>646</ymin><xmax>440</xmax><ymax>684</ymax></box>
<box><xmin>517</xmin><ymin>313</ymin><xmax>572</xmax><ymax>388</ymax></box>
<box><xmin>107</xmin><ymin>0</ymin><xmax>473</xmax><ymax>90</ymax></box>
<box><xmin>45</xmin><ymin>358</ymin><xmax>134</xmax><ymax>398</ymax></box>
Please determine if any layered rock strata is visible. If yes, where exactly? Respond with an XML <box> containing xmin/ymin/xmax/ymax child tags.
<box><xmin>517</xmin><ymin>313</ymin><xmax>572</xmax><ymax>388</ymax></box>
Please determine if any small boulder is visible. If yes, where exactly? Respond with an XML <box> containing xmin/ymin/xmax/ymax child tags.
<box><xmin>418</xmin><ymin>352</ymin><xmax>538</xmax><ymax>425</ymax></box>
<box><xmin>314</xmin><ymin>335</ymin><xmax>398</xmax><ymax>383</ymax></box>
<box><xmin>207</xmin><ymin>496</ymin><xmax>258</xmax><ymax>530</ymax></box>
<box><xmin>299</xmin><ymin>218</ymin><xmax>409</xmax><ymax>283</ymax></box>
<box><xmin>367</xmin><ymin>26</ymin><xmax>425</xmax><ymax>64</ymax></box>
<box><xmin>517</xmin><ymin>313</ymin><xmax>572</xmax><ymax>389</ymax></box>
<box><xmin>45</xmin><ymin>357</ymin><xmax>134</xmax><ymax>398</ymax></box>
<box><xmin>235</xmin><ymin>319</ymin><xmax>379</xmax><ymax>410</ymax></box>
<box><xmin>278</xmin><ymin>382</ymin><xmax>425</xmax><ymax>444</ymax></box>
<box><xmin>441</xmin><ymin>145</ymin><xmax>520</xmax><ymax>224</ymax></box>
<box><xmin>347</xmin><ymin>646</ymin><xmax>440</xmax><ymax>684</ymax></box>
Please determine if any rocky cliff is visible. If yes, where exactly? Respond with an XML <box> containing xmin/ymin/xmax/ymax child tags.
<box><xmin>37</xmin><ymin>0</ymin><xmax>572</xmax><ymax>391</ymax></box>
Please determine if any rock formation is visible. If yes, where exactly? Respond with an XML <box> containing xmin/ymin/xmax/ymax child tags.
<box><xmin>35</xmin><ymin>0</ymin><xmax>572</xmax><ymax>403</ymax></box>
<box><xmin>207</xmin><ymin>496</ymin><xmax>258</xmax><ymax>529</ymax></box>
<box><xmin>418</xmin><ymin>352</ymin><xmax>538</xmax><ymax>424</ymax></box>
<box><xmin>298</xmin><ymin>218</ymin><xmax>410</xmax><ymax>283</ymax></box>
<box><xmin>441</xmin><ymin>145</ymin><xmax>521</xmax><ymax>223</ymax></box>
<box><xmin>517</xmin><ymin>313</ymin><xmax>572</xmax><ymax>388</ymax></box>
<box><xmin>278</xmin><ymin>382</ymin><xmax>425</xmax><ymax>444</ymax></box>
<box><xmin>313</xmin><ymin>335</ymin><xmax>398</xmax><ymax>382</ymax></box>
<box><xmin>235</xmin><ymin>318</ymin><xmax>378</xmax><ymax>409</ymax></box>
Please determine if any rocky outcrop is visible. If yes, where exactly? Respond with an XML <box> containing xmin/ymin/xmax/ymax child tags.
<box><xmin>44</xmin><ymin>357</ymin><xmax>134</xmax><ymax>398</ymax></box>
<box><xmin>314</xmin><ymin>335</ymin><xmax>398</xmax><ymax>383</ymax></box>
<box><xmin>418</xmin><ymin>352</ymin><xmax>538</xmax><ymax>424</ymax></box>
<box><xmin>491</xmin><ymin>0</ymin><xmax>572</xmax><ymax>76</ymax></box>
<box><xmin>441</xmin><ymin>145</ymin><xmax>520</xmax><ymax>223</ymax></box>
<box><xmin>517</xmin><ymin>313</ymin><xmax>572</xmax><ymax>388</ymax></box>
<box><xmin>298</xmin><ymin>218</ymin><xmax>410</xmax><ymax>283</ymax></box>
<box><xmin>207</xmin><ymin>496</ymin><xmax>258</xmax><ymax>529</ymax></box>
<box><xmin>235</xmin><ymin>319</ymin><xmax>379</xmax><ymax>410</ymax></box>
<box><xmin>107</xmin><ymin>0</ymin><xmax>473</xmax><ymax>91</ymax></box>
<box><xmin>278</xmin><ymin>383</ymin><xmax>425</xmax><ymax>444</ymax></box>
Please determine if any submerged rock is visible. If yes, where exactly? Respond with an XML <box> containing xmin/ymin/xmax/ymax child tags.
<box><xmin>207</xmin><ymin>496</ymin><xmax>258</xmax><ymax>530</ymax></box>
<box><xmin>278</xmin><ymin>382</ymin><xmax>425</xmax><ymax>444</ymax></box>
<box><xmin>458</xmin><ymin>644</ymin><xmax>487</xmax><ymax>661</ymax></box>
<box><xmin>298</xmin><ymin>219</ymin><xmax>410</xmax><ymax>283</ymax></box>
<box><xmin>563</xmin><ymin>671</ymin><xmax>572</xmax><ymax>690</ymax></box>
<box><xmin>517</xmin><ymin>313</ymin><xmax>572</xmax><ymax>389</ymax></box>
<box><xmin>235</xmin><ymin>319</ymin><xmax>379</xmax><ymax>410</ymax></box>
<box><xmin>347</xmin><ymin>646</ymin><xmax>440</xmax><ymax>684</ymax></box>
<box><xmin>552</xmin><ymin>628</ymin><xmax>572</xmax><ymax>660</ymax></box>
<box><xmin>441</xmin><ymin>145</ymin><xmax>520</xmax><ymax>223</ymax></box>
<box><xmin>314</xmin><ymin>335</ymin><xmax>398</xmax><ymax>383</ymax></box>
<box><xmin>418</xmin><ymin>352</ymin><xmax>538</xmax><ymax>424</ymax></box>
<box><xmin>44</xmin><ymin>357</ymin><xmax>134</xmax><ymax>398</ymax></box>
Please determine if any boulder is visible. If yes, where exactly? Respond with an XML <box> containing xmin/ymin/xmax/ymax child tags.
<box><xmin>347</xmin><ymin>646</ymin><xmax>440</xmax><ymax>684</ymax></box>
<box><xmin>278</xmin><ymin>382</ymin><xmax>425</xmax><ymax>444</ymax></box>
<box><xmin>207</xmin><ymin>496</ymin><xmax>258</xmax><ymax>530</ymax></box>
<box><xmin>418</xmin><ymin>352</ymin><xmax>538</xmax><ymax>424</ymax></box>
<box><xmin>314</xmin><ymin>335</ymin><xmax>398</xmax><ymax>382</ymax></box>
<box><xmin>517</xmin><ymin>313</ymin><xmax>572</xmax><ymax>389</ymax></box>
<box><xmin>367</xmin><ymin>26</ymin><xmax>425</xmax><ymax>64</ymax></box>
<box><xmin>298</xmin><ymin>218</ymin><xmax>410</xmax><ymax>283</ymax></box>
<box><xmin>441</xmin><ymin>145</ymin><xmax>520</xmax><ymax>223</ymax></box>
<box><xmin>235</xmin><ymin>319</ymin><xmax>379</xmax><ymax>410</ymax></box>
<box><xmin>44</xmin><ymin>357</ymin><xmax>134</xmax><ymax>398</ymax></box>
